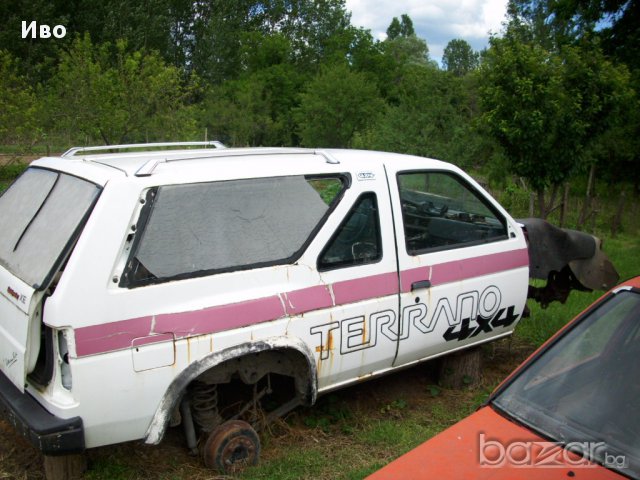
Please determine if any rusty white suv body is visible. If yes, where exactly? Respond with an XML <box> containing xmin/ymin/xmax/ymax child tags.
<box><xmin>0</xmin><ymin>143</ymin><xmax>528</xmax><ymax>463</ymax></box>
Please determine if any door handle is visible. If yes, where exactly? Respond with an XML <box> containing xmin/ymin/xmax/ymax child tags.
<box><xmin>411</xmin><ymin>279</ymin><xmax>431</xmax><ymax>291</ymax></box>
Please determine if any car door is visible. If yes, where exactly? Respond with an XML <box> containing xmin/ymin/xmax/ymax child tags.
<box><xmin>288</xmin><ymin>164</ymin><xmax>400</xmax><ymax>391</ymax></box>
<box><xmin>388</xmin><ymin>167</ymin><xmax>529</xmax><ymax>367</ymax></box>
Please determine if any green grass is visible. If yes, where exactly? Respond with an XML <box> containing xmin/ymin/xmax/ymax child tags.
<box><xmin>239</xmin><ymin>394</ymin><xmax>479</xmax><ymax>480</ymax></box>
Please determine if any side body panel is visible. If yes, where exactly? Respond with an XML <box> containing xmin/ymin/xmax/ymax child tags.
<box><xmin>36</xmin><ymin>154</ymin><xmax>402</xmax><ymax>447</ymax></box>
<box><xmin>386</xmin><ymin>164</ymin><xmax>529</xmax><ymax>367</ymax></box>
<box><xmin>28</xmin><ymin>151</ymin><xmax>529</xmax><ymax>450</ymax></box>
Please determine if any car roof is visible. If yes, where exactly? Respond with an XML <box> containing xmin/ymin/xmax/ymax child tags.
<box><xmin>29</xmin><ymin>147</ymin><xmax>455</xmax><ymax>185</ymax></box>
<box><xmin>617</xmin><ymin>275</ymin><xmax>640</xmax><ymax>290</ymax></box>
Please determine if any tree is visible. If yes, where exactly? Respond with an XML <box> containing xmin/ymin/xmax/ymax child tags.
<box><xmin>188</xmin><ymin>0</ymin><xmax>354</xmax><ymax>83</ymax></box>
<box><xmin>0</xmin><ymin>50</ymin><xmax>41</xmax><ymax>147</ymax></box>
<box><xmin>480</xmin><ymin>34</ymin><xmax>633</xmax><ymax>217</ymax></box>
<box><xmin>353</xmin><ymin>65</ymin><xmax>482</xmax><ymax>167</ymax></box>
<box><xmin>294</xmin><ymin>63</ymin><xmax>383</xmax><ymax>147</ymax></box>
<box><xmin>537</xmin><ymin>0</ymin><xmax>640</xmax><ymax>69</ymax></box>
<box><xmin>386</xmin><ymin>17</ymin><xmax>402</xmax><ymax>40</ymax></box>
<box><xmin>383</xmin><ymin>13</ymin><xmax>428</xmax><ymax>65</ymax></box>
<box><xmin>384</xmin><ymin>34</ymin><xmax>430</xmax><ymax>67</ymax></box>
<box><xmin>49</xmin><ymin>35</ymin><xmax>196</xmax><ymax>145</ymax></box>
<box><xmin>386</xmin><ymin>14</ymin><xmax>415</xmax><ymax>40</ymax></box>
<box><xmin>0</xmin><ymin>0</ymin><xmax>71</xmax><ymax>82</ymax></box>
<box><xmin>201</xmin><ymin>62</ymin><xmax>305</xmax><ymax>147</ymax></box>
<box><xmin>0</xmin><ymin>0</ymin><xmax>186</xmax><ymax>81</ymax></box>
<box><xmin>443</xmin><ymin>39</ymin><xmax>479</xmax><ymax>76</ymax></box>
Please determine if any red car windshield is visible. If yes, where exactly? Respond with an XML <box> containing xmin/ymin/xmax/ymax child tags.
<box><xmin>493</xmin><ymin>289</ymin><xmax>640</xmax><ymax>478</ymax></box>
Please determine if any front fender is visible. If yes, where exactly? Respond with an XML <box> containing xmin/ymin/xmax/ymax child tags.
<box><xmin>144</xmin><ymin>335</ymin><xmax>317</xmax><ymax>444</ymax></box>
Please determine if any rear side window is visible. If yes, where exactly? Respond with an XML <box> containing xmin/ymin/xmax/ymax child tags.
<box><xmin>318</xmin><ymin>193</ymin><xmax>382</xmax><ymax>271</ymax></box>
<box><xmin>124</xmin><ymin>175</ymin><xmax>346</xmax><ymax>286</ymax></box>
<box><xmin>0</xmin><ymin>168</ymin><xmax>101</xmax><ymax>289</ymax></box>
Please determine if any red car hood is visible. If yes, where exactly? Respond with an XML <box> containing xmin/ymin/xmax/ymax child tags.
<box><xmin>368</xmin><ymin>406</ymin><xmax>624</xmax><ymax>479</ymax></box>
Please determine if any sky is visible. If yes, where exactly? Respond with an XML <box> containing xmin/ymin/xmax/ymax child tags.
<box><xmin>344</xmin><ymin>0</ymin><xmax>509</xmax><ymax>65</ymax></box>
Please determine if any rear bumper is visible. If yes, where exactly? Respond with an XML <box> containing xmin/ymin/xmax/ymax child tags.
<box><xmin>0</xmin><ymin>371</ymin><xmax>84</xmax><ymax>455</ymax></box>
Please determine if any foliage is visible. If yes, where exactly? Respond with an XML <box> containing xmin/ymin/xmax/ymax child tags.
<box><xmin>479</xmin><ymin>29</ymin><xmax>633</xmax><ymax>215</ymax></box>
<box><xmin>0</xmin><ymin>0</ymin><xmax>70</xmax><ymax>82</ymax></box>
<box><xmin>443</xmin><ymin>39</ymin><xmax>480</xmax><ymax>76</ymax></box>
<box><xmin>48</xmin><ymin>35</ymin><xmax>196</xmax><ymax>145</ymax></box>
<box><xmin>386</xmin><ymin>14</ymin><xmax>415</xmax><ymax>39</ymax></box>
<box><xmin>519</xmin><ymin>0</ymin><xmax>640</xmax><ymax>69</ymax></box>
<box><xmin>480</xmin><ymin>37</ymin><xmax>569</xmax><ymax>193</ymax></box>
<box><xmin>0</xmin><ymin>3</ymin><xmax>638</xmax><ymax>227</ymax></box>
<box><xmin>354</xmin><ymin>65</ymin><xmax>483</xmax><ymax>168</ymax></box>
<box><xmin>200</xmin><ymin>63</ymin><xmax>304</xmax><ymax>147</ymax></box>
<box><xmin>184</xmin><ymin>0</ymin><xmax>354</xmax><ymax>83</ymax></box>
<box><xmin>0</xmin><ymin>50</ymin><xmax>41</xmax><ymax>147</ymax></box>
<box><xmin>294</xmin><ymin>62</ymin><xmax>383</xmax><ymax>148</ymax></box>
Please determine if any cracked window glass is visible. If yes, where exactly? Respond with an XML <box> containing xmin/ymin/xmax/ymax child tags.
<box><xmin>0</xmin><ymin>168</ymin><xmax>101</xmax><ymax>288</ymax></box>
<box><xmin>129</xmin><ymin>175</ymin><xmax>345</xmax><ymax>283</ymax></box>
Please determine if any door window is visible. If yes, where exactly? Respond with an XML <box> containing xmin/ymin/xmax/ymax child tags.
<box><xmin>398</xmin><ymin>171</ymin><xmax>507</xmax><ymax>255</ymax></box>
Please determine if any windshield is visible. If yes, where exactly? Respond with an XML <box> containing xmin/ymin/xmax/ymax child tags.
<box><xmin>0</xmin><ymin>168</ymin><xmax>101</xmax><ymax>289</ymax></box>
<box><xmin>493</xmin><ymin>290</ymin><xmax>640</xmax><ymax>478</ymax></box>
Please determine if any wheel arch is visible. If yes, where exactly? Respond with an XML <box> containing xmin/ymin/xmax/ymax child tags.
<box><xmin>144</xmin><ymin>336</ymin><xmax>318</xmax><ymax>445</ymax></box>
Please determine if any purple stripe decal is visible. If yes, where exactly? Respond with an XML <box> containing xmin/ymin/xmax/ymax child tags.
<box><xmin>76</xmin><ymin>296</ymin><xmax>285</xmax><ymax>357</ymax></box>
<box><xmin>154</xmin><ymin>295</ymin><xmax>285</xmax><ymax>336</ymax></box>
<box><xmin>332</xmin><ymin>272</ymin><xmax>399</xmax><ymax>305</ymax></box>
<box><xmin>131</xmin><ymin>332</ymin><xmax>174</xmax><ymax>348</ymax></box>
<box><xmin>399</xmin><ymin>266</ymin><xmax>431</xmax><ymax>293</ymax></box>
<box><xmin>75</xmin><ymin>248</ymin><xmax>528</xmax><ymax>357</ymax></box>
<box><xmin>75</xmin><ymin>316</ymin><xmax>153</xmax><ymax>357</ymax></box>
<box><xmin>283</xmin><ymin>285</ymin><xmax>333</xmax><ymax>316</ymax></box>
<box><xmin>400</xmin><ymin>248</ymin><xmax>529</xmax><ymax>292</ymax></box>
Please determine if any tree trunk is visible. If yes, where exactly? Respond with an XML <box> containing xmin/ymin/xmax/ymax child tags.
<box><xmin>43</xmin><ymin>454</ymin><xmax>87</xmax><ymax>480</ymax></box>
<box><xmin>545</xmin><ymin>184</ymin><xmax>561</xmax><ymax>219</ymax></box>
<box><xmin>438</xmin><ymin>347</ymin><xmax>482</xmax><ymax>389</ymax></box>
<box><xmin>537</xmin><ymin>190</ymin><xmax>547</xmax><ymax>218</ymax></box>
<box><xmin>559</xmin><ymin>182</ymin><xmax>570</xmax><ymax>228</ymax></box>
<box><xmin>611</xmin><ymin>189</ymin><xmax>627</xmax><ymax>237</ymax></box>
<box><xmin>578</xmin><ymin>164</ymin><xmax>596</xmax><ymax>228</ymax></box>
<box><xmin>528</xmin><ymin>192</ymin><xmax>535</xmax><ymax>217</ymax></box>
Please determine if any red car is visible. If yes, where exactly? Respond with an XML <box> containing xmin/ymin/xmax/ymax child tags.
<box><xmin>370</xmin><ymin>277</ymin><xmax>640</xmax><ymax>479</ymax></box>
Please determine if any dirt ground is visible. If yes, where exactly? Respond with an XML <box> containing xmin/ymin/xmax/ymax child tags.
<box><xmin>0</xmin><ymin>338</ymin><xmax>534</xmax><ymax>480</ymax></box>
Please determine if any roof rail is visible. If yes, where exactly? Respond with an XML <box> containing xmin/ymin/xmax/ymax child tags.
<box><xmin>61</xmin><ymin>141</ymin><xmax>226</xmax><ymax>158</ymax></box>
<box><xmin>314</xmin><ymin>149</ymin><xmax>340</xmax><ymax>164</ymax></box>
<box><xmin>134</xmin><ymin>148</ymin><xmax>340</xmax><ymax>177</ymax></box>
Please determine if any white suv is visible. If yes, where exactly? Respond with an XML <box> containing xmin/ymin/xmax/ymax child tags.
<box><xmin>0</xmin><ymin>143</ymin><xmax>530</xmax><ymax>471</ymax></box>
